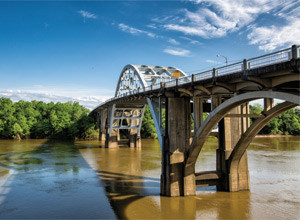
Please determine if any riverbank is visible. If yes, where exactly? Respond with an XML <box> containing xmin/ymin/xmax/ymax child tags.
<box><xmin>255</xmin><ymin>134</ymin><xmax>299</xmax><ymax>138</ymax></box>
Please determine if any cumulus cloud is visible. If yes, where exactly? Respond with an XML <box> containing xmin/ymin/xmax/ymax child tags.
<box><xmin>163</xmin><ymin>48</ymin><xmax>191</xmax><ymax>56</ymax></box>
<box><xmin>157</xmin><ymin>0</ymin><xmax>299</xmax><ymax>50</ymax></box>
<box><xmin>248</xmin><ymin>21</ymin><xmax>300</xmax><ymax>51</ymax></box>
<box><xmin>162</xmin><ymin>0</ymin><xmax>276</xmax><ymax>38</ymax></box>
<box><xmin>247</xmin><ymin>2</ymin><xmax>300</xmax><ymax>51</ymax></box>
<box><xmin>168</xmin><ymin>38</ymin><xmax>180</xmax><ymax>45</ymax></box>
<box><xmin>118</xmin><ymin>23</ymin><xmax>156</xmax><ymax>38</ymax></box>
<box><xmin>0</xmin><ymin>90</ymin><xmax>109</xmax><ymax>110</ymax></box>
<box><xmin>78</xmin><ymin>10</ymin><xmax>97</xmax><ymax>20</ymax></box>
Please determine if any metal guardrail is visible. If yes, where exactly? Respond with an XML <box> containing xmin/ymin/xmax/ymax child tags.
<box><xmin>248</xmin><ymin>48</ymin><xmax>290</xmax><ymax>69</ymax></box>
<box><xmin>97</xmin><ymin>45</ymin><xmax>299</xmax><ymax>107</ymax></box>
<box><xmin>217</xmin><ymin>61</ymin><xmax>243</xmax><ymax>76</ymax></box>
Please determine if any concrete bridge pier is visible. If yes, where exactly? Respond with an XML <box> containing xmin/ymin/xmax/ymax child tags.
<box><xmin>105</xmin><ymin>106</ymin><xmax>118</xmax><ymax>148</ymax></box>
<box><xmin>129</xmin><ymin>130</ymin><xmax>141</xmax><ymax>148</ymax></box>
<box><xmin>161</xmin><ymin>97</ymin><xmax>195</xmax><ymax>196</ymax></box>
<box><xmin>98</xmin><ymin>111</ymin><xmax>107</xmax><ymax>141</ymax></box>
<box><xmin>217</xmin><ymin>103</ymin><xmax>250</xmax><ymax>192</ymax></box>
<box><xmin>129</xmin><ymin>110</ymin><xmax>142</xmax><ymax>148</ymax></box>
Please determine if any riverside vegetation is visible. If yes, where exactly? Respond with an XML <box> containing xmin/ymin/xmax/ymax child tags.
<box><xmin>0</xmin><ymin>97</ymin><xmax>299</xmax><ymax>140</ymax></box>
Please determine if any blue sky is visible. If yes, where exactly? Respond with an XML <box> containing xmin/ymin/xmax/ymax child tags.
<box><xmin>0</xmin><ymin>0</ymin><xmax>299</xmax><ymax>108</ymax></box>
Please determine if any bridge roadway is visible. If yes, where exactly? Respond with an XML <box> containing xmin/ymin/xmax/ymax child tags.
<box><xmin>91</xmin><ymin>45</ymin><xmax>300</xmax><ymax>196</ymax></box>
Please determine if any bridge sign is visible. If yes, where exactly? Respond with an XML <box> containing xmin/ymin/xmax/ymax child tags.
<box><xmin>173</xmin><ymin>72</ymin><xmax>181</xmax><ymax>77</ymax></box>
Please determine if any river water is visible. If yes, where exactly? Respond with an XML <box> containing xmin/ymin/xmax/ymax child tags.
<box><xmin>0</xmin><ymin>137</ymin><xmax>299</xmax><ymax>219</ymax></box>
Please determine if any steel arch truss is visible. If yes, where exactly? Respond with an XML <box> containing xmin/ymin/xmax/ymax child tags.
<box><xmin>115</xmin><ymin>64</ymin><xmax>187</xmax><ymax>97</ymax></box>
<box><xmin>103</xmin><ymin>64</ymin><xmax>187</xmax><ymax>148</ymax></box>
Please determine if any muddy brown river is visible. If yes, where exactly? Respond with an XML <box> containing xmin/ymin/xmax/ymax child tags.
<box><xmin>0</xmin><ymin>136</ymin><xmax>299</xmax><ymax>219</ymax></box>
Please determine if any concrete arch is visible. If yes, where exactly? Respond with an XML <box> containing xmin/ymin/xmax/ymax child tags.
<box><xmin>236</xmin><ymin>81</ymin><xmax>262</xmax><ymax>91</ymax></box>
<box><xmin>272</xmin><ymin>74</ymin><xmax>300</xmax><ymax>87</ymax></box>
<box><xmin>227</xmin><ymin>101</ymin><xmax>297</xmax><ymax>191</ymax></box>
<box><xmin>186</xmin><ymin>91</ymin><xmax>300</xmax><ymax>167</ymax></box>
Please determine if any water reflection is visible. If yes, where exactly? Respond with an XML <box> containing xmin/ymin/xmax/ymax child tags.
<box><xmin>0</xmin><ymin>139</ymin><xmax>115</xmax><ymax>219</ymax></box>
<box><xmin>79</xmin><ymin>137</ymin><xmax>299</xmax><ymax>220</ymax></box>
<box><xmin>79</xmin><ymin>139</ymin><xmax>252</xmax><ymax>219</ymax></box>
<box><xmin>0</xmin><ymin>137</ymin><xmax>299</xmax><ymax>219</ymax></box>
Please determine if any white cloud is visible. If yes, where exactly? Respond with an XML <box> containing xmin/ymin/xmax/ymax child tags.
<box><xmin>206</xmin><ymin>59</ymin><xmax>222</xmax><ymax>64</ymax></box>
<box><xmin>0</xmin><ymin>90</ymin><xmax>110</xmax><ymax>110</ymax></box>
<box><xmin>158</xmin><ymin>0</ymin><xmax>299</xmax><ymax>50</ymax></box>
<box><xmin>163</xmin><ymin>48</ymin><xmax>191</xmax><ymax>57</ymax></box>
<box><xmin>248</xmin><ymin>21</ymin><xmax>300</xmax><ymax>51</ymax></box>
<box><xmin>168</xmin><ymin>38</ymin><xmax>180</xmax><ymax>45</ymax></box>
<box><xmin>162</xmin><ymin>0</ymin><xmax>277</xmax><ymax>38</ymax></box>
<box><xmin>180</xmin><ymin>36</ymin><xmax>202</xmax><ymax>45</ymax></box>
<box><xmin>78</xmin><ymin>10</ymin><xmax>97</xmax><ymax>20</ymax></box>
<box><xmin>118</xmin><ymin>23</ymin><xmax>156</xmax><ymax>38</ymax></box>
<box><xmin>146</xmin><ymin>24</ymin><xmax>158</xmax><ymax>29</ymax></box>
<box><xmin>247</xmin><ymin>5</ymin><xmax>300</xmax><ymax>51</ymax></box>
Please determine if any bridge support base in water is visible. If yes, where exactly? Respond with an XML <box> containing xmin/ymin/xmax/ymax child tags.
<box><xmin>216</xmin><ymin>105</ymin><xmax>250</xmax><ymax>192</ymax></box>
<box><xmin>161</xmin><ymin>97</ymin><xmax>196</xmax><ymax>196</ymax></box>
<box><xmin>129</xmin><ymin>133</ymin><xmax>141</xmax><ymax>148</ymax></box>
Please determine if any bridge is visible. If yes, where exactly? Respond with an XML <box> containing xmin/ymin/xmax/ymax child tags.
<box><xmin>91</xmin><ymin>45</ymin><xmax>300</xmax><ymax>196</ymax></box>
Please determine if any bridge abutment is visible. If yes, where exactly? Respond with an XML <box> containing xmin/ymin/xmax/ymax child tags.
<box><xmin>161</xmin><ymin>97</ymin><xmax>196</xmax><ymax>196</ymax></box>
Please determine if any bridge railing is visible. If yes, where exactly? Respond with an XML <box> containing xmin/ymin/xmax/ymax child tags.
<box><xmin>98</xmin><ymin>45</ymin><xmax>299</xmax><ymax>106</ymax></box>
<box><xmin>216</xmin><ymin>61</ymin><xmax>243</xmax><ymax>76</ymax></box>
<box><xmin>178</xmin><ymin>75</ymin><xmax>192</xmax><ymax>85</ymax></box>
<box><xmin>194</xmin><ymin>70</ymin><xmax>213</xmax><ymax>81</ymax></box>
<box><xmin>166</xmin><ymin>79</ymin><xmax>176</xmax><ymax>87</ymax></box>
<box><xmin>248</xmin><ymin>47</ymin><xmax>291</xmax><ymax>69</ymax></box>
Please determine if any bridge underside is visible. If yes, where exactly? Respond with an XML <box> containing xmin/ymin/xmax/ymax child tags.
<box><xmin>92</xmin><ymin>47</ymin><xmax>300</xmax><ymax>196</ymax></box>
<box><xmin>96</xmin><ymin>100</ymin><xmax>147</xmax><ymax>148</ymax></box>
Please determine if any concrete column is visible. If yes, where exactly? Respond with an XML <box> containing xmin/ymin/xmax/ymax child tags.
<box><xmin>193</xmin><ymin>97</ymin><xmax>203</xmax><ymax>132</ymax></box>
<box><xmin>161</xmin><ymin>97</ymin><xmax>195</xmax><ymax>196</ymax></box>
<box><xmin>211</xmin><ymin>95</ymin><xmax>222</xmax><ymax>110</ymax></box>
<box><xmin>116</xmin><ymin>129</ymin><xmax>120</xmax><ymax>141</ymax></box>
<box><xmin>129</xmin><ymin>111</ymin><xmax>141</xmax><ymax>148</ymax></box>
<box><xmin>99</xmin><ymin>111</ymin><xmax>107</xmax><ymax>141</ymax></box>
<box><xmin>105</xmin><ymin>131</ymin><xmax>118</xmax><ymax>148</ymax></box>
<box><xmin>264</xmin><ymin>98</ymin><xmax>274</xmax><ymax>112</ymax></box>
<box><xmin>217</xmin><ymin>104</ymin><xmax>250</xmax><ymax>191</ymax></box>
<box><xmin>105</xmin><ymin>106</ymin><xmax>118</xmax><ymax>148</ymax></box>
<box><xmin>129</xmin><ymin>131</ymin><xmax>141</xmax><ymax>148</ymax></box>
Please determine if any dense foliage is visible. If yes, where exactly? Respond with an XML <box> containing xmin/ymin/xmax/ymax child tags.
<box><xmin>0</xmin><ymin>98</ymin><xmax>299</xmax><ymax>140</ymax></box>
<box><xmin>141</xmin><ymin>106</ymin><xmax>158</xmax><ymax>138</ymax></box>
<box><xmin>0</xmin><ymin>97</ymin><xmax>97</xmax><ymax>140</ymax></box>
<box><xmin>250</xmin><ymin>103</ymin><xmax>300</xmax><ymax>135</ymax></box>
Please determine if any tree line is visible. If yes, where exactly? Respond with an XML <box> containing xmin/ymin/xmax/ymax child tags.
<box><xmin>0</xmin><ymin>97</ymin><xmax>97</xmax><ymax>140</ymax></box>
<box><xmin>249</xmin><ymin>103</ymin><xmax>300</xmax><ymax>135</ymax></box>
<box><xmin>0</xmin><ymin>97</ymin><xmax>299</xmax><ymax>140</ymax></box>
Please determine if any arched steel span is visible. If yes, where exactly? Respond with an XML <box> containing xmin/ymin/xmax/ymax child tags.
<box><xmin>115</xmin><ymin>64</ymin><xmax>187</xmax><ymax>97</ymax></box>
<box><xmin>113</xmin><ymin>64</ymin><xmax>187</xmax><ymax>147</ymax></box>
<box><xmin>186</xmin><ymin>91</ymin><xmax>300</xmax><ymax>167</ymax></box>
<box><xmin>100</xmin><ymin>64</ymin><xmax>188</xmax><ymax>148</ymax></box>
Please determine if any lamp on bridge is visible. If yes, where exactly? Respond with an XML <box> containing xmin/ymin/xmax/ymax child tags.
<box><xmin>216</xmin><ymin>54</ymin><xmax>228</xmax><ymax>66</ymax></box>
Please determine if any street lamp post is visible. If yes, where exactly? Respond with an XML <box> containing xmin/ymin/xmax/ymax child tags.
<box><xmin>216</xmin><ymin>54</ymin><xmax>228</xmax><ymax>66</ymax></box>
